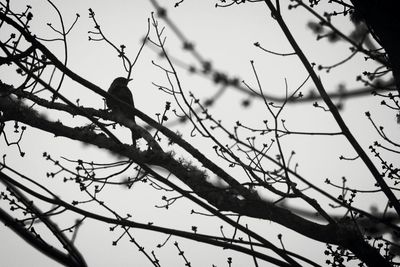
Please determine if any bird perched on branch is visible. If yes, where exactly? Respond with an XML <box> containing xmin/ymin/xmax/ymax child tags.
<box><xmin>107</xmin><ymin>77</ymin><xmax>141</xmax><ymax>145</ymax></box>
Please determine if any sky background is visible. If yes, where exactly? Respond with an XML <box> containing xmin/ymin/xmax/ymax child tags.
<box><xmin>1</xmin><ymin>0</ymin><xmax>398</xmax><ymax>266</ymax></box>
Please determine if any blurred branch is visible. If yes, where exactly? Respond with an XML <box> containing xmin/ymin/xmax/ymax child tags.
<box><xmin>148</xmin><ymin>0</ymin><xmax>396</xmax><ymax>106</ymax></box>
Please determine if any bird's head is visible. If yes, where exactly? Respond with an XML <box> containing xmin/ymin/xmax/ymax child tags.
<box><xmin>110</xmin><ymin>77</ymin><xmax>132</xmax><ymax>88</ymax></box>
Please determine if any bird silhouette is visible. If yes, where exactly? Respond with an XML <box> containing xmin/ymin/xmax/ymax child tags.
<box><xmin>107</xmin><ymin>77</ymin><xmax>140</xmax><ymax>144</ymax></box>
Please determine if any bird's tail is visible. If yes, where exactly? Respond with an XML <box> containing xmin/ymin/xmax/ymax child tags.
<box><xmin>131</xmin><ymin>130</ymin><xmax>141</xmax><ymax>146</ymax></box>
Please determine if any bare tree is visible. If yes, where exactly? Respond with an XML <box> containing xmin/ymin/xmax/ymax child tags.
<box><xmin>0</xmin><ymin>0</ymin><xmax>399</xmax><ymax>266</ymax></box>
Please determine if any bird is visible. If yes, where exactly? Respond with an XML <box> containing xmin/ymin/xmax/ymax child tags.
<box><xmin>107</xmin><ymin>77</ymin><xmax>140</xmax><ymax>144</ymax></box>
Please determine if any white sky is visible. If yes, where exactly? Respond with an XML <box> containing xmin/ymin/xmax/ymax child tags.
<box><xmin>1</xmin><ymin>1</ymin><xmax>398</xmax><ymax>266</ymax></box>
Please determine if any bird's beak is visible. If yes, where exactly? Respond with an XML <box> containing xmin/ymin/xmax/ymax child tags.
<box><xmin>128</xmin><ymin>78</ymin><xmax>133</xmax><ymax>82</ymax></box>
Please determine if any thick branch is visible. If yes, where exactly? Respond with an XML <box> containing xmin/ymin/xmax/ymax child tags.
<box><xmin>0</xmin><ymin>95</ymin><xmax>345</xmax><ymax>246</ymax></box>
<box><xmin>0</xmin><ymin>12</ymin><xmax>262</xmax><ymax>205</ymax></box>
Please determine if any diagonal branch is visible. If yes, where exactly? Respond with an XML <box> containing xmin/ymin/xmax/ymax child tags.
<box><xmin>0</xmin><ymin>91</ymin><xmax>350</xmax><ymax>246</ymax></box>
<box><xmin>263</xmin><ymin>0</ymin><xmax>400</xmax><ymax>217</ymax></box>
<box><xmin>0</xmin><ymin>178</ymin><xmax>87</xmax><ymax>267</ymax></box>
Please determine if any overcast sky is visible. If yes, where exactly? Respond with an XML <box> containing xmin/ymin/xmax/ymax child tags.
<box><xmin>1</xmin><ymin>1</ymin><xmax>397</xmax><ymax>266</ymax></box>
